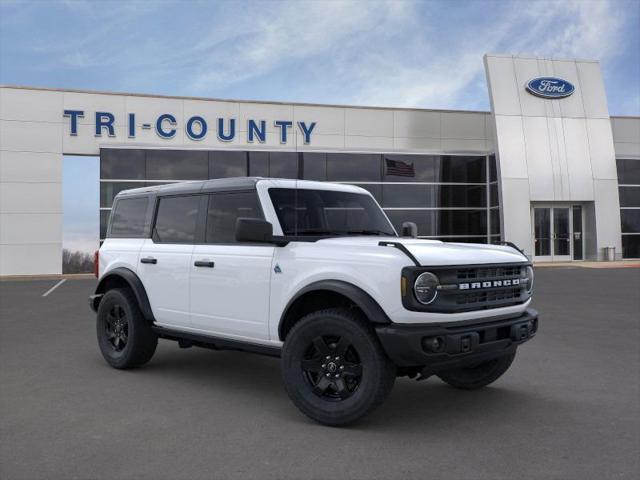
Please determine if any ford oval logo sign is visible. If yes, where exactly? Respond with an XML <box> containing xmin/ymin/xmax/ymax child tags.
<box><xmin>526</xmin><ymin>77</ymin><xmax>575</xmax><ymax>99</ymax></box>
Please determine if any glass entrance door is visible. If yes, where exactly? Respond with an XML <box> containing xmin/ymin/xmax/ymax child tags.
<box><xmin>533</xmin><ymin>205</ymin><xmax>583</xmax><ymax>261</ymax></box>
<box><xmin>534</xmin><ymin>208</ymin><xmax>552</xmax><ymax>260</ymax></box>
<box><xmin>552</xmin><ymin>207</ymin><xmax>571</xmax><ymax>261</ymax></box>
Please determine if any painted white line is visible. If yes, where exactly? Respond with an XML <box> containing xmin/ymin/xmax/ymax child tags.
<box><xmin>42</xmin><ymin>279</ymin><xmax>66</xmax><ymax>297</ymax></box>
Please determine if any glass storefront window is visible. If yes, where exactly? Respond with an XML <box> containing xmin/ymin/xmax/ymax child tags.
<box><xmin>327</xmin><ymin>153</ymin><xmax>382</xmax><ymax>182</ymax></box>
<box><xmin>248</xmin><ymin>151</ymin><xmax>269</xmax><ymax>177</ymax></box>
<box><xmin>209</xmin><ymin>151</ymin><xmax>247</xmax><ymax>178</ymax></box>
<box><xmin>489</xmin><ymin>155</ymin><xmax>497</xmax><ymax>182</ymax></box>
<box><xmin>147</xmin><ymin>150</ymin><xmax>208</xmax><ymax>180</ymax></box>
<box><xmin>622</xmin><ymin>235</ymin><xmax>640</xmax><ymax>258</ymax></box>
<box><xmin>100</xmin><ymin>148</ymin><xmax>145</xmax><ymax>180</ymax></box>
<box><xmin>99</xmin><ymin>150</ymin><xmax>500</xmax><ymax>244</ymax></box>
<box><xmin>384</xmin><ymin>209</ymin><xmax>487</xmax><ymax>237</ymax></box>
<box><xmin>438</xmin><ymin>155</ymin><xmax>486</xmax><ymax>183</ymax></box>
<box><xmin>382</xmin><ymin>184</ymin><xmax>428</xmax><ymax>208</ymax></box>
<box><xmin>433</xmin><ymin>236</ymin><xmax>488</xmax><ymax>244</ymax></box>
<box><xmin>382</xmin><ymin>184</ymin><xmax>486</xmax><ymax>208</ymax></box>
<box><xmin>621</xmin><ymin>210</ymin><xmax>640</xmax><ymax>233</ymax></box>
<box><xmin>619</xmin><ymin>186</ymin><xmax>640</xmax><ymax>207</ymax></box>
<box><xmin>268</xmin><ymin>152</ymin><xmax>298</xmax><ymax>178</ymax></box>
<box><xmin>302</xmin><ymin>152</ymin><xmax>327</xmax><ymax>181</ymax></box>
<box><xmin>617</xmin><ymin>159</ymin><xmax>640</xmax><ymax>184</ymax></box>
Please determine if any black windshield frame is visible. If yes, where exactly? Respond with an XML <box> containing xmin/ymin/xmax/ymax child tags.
<box><xmin>268</xmin><ymin>187</ymin><xmax>397</xmax><ymax>238</ymax></box>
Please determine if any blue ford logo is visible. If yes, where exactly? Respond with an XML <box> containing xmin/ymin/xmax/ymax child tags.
<box><xmin>526</xmin><ymin>77</ymin><xmax>575</xmax><ymax>99</ymax></box>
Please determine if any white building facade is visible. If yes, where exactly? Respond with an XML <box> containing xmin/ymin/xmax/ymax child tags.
<box><xmin>1</xmin><ymin>54</ymin><xmax>639</xmax><ymax>275</ymax></box>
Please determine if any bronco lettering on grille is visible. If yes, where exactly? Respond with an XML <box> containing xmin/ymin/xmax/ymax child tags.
<box><xmin>459</xmin><ymin>278</ymin><xmax>521</xmax><ymax>290</ymax></box>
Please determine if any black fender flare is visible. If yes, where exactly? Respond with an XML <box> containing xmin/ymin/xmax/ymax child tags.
<box><xmin>278</xmin><ymin>280</ymin><xmax>391</xmax><ymax>340</ymax></box>
<box><xmin>94</xmin><ymin>267</ymin><xmax>155</xmax><ymax>323</ymax></box>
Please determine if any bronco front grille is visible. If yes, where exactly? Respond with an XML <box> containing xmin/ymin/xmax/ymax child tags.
<box><xmin>457</xmin><ymin>265</ymin><xmax>522</xmax><ymax>280</ymax></box>
<box><xmin>456</xmin><ymin>287</ymin><xmax>522</xmax><ymax>306</ymax></box>
<box><xmin>401</xmin><ymin>262</ymin><xmax>531</xmax><ymax>313</ymax></box>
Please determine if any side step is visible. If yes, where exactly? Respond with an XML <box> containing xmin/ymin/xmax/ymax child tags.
<box><xmin>152</xmin><ymin>326</ymin><xmax>282</xmax><ymax>358</ymax></box>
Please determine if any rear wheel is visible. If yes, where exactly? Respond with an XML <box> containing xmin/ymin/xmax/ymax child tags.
<box><xmin>96</xmin><ymin>288</ymin><xmax>157</xmax><ymax>369</ymax></box>
<box><xmin>437</xmin><ymin>351</ymin><xmax>516</xmax><ymax>390</ymax></box>
<box><xmin>282</xmin><ymin>308</ymin><xmax>395</xmax><ymax>426</ymax></box>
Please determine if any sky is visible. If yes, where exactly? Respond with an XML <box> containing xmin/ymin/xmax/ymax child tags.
<box><xmin>1</xmin><ymin>0</ymin><xmax>639</xmax><ymax>253</ymax></box>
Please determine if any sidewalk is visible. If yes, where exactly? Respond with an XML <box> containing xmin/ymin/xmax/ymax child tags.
<box><xmin>534</xmin><ymin>260</ymin><xmax>640</xmax><ymax>268</ymax></box>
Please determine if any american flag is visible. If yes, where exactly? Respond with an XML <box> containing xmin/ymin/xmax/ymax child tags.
<box><xmin>385</xmin><ymin>158</ymin><xmax>415</xmax><ymax>177</ymax></box>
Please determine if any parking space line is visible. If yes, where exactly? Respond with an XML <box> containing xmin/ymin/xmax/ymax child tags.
<box><xmin>42</xmin><ymin>279</ymin><xmax>66</xmax><ymax>297</ymax></box>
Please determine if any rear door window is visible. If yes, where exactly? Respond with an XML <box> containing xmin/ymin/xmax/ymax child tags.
<box><xmin>153</xmin><ymin>195</ymin><xmax>201</xmax><ymax>244</ymax></box>
<box><xmin>109</xmin><ymin>197</ymin><xmax>149</xmax><ymax>237</ymax></box>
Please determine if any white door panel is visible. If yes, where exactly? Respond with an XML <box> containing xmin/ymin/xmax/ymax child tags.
<box><xmin>190</xmin><ymin>245</ymin><xmax>274</xmax><ymax>339</ymax></box>
<box><xmin>137</xmin><ymin>239</ymin><xmax>194</xmax><ymax>328</ymax></box>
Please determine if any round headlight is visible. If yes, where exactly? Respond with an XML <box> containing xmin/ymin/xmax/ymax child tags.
<box><xmin>525</xmin><ymin>266</ymin><xmax>534</xmax><ymax>293</ymax></box>
<box><xmin>414</xmin><ymin>272</ymin><xmax>439</xmax><ymax>305</ymax></box>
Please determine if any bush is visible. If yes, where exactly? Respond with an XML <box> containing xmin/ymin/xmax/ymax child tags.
<box><xmin>62</xmin><ymin>248</ymin><xmax>94</xmax><ymax>274</ymax></box>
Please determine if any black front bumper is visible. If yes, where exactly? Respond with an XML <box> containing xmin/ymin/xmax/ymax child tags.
<box><xmin>376</xmin><ymin>308</ymin><xmax>538</xmax><ymax>372</ymax></box>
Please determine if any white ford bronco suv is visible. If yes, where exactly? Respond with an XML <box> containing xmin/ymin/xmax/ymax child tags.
<box><xmin>90</xmin><ymin>177</ymin><xmax>537</xmax><ymax>426</ymax></box>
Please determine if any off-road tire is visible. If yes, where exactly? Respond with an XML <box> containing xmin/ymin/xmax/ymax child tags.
<box><xmin>282</xmin><ymin>308</ymin><xmax>396</xmax><ymax>426</ymax></box>
<box><xmin>437</xmin><ymin>351</ymin><xmax>516</xmax><ymax>390</ymax></box>
<box><xmin>96</xmin><ymin>288</ymin><xmax>158</xmax><ymax>369</ymax></box>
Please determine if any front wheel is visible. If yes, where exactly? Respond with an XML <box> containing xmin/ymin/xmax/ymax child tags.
<box><xmin>281</xmin><ymin>308</ymin><xmax>396</xmax><ymax>426</ymax></box>
<box><xmin>437</xmin><ymin>351</ymin><xmax>516</xmax><ymax>390</ymax></box>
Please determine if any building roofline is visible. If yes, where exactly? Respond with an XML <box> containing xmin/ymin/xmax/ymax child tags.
<box><xmin>0</xmin><ymin>84</ymin><xmax>490</xmax><ymax>115</ymax></box>
<box><xmin>3</xmin><ymin>84</ymin><xmax>637</xmax><ymax>119</ymax></box>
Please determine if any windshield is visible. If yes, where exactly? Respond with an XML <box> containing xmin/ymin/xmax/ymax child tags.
<box><xmin>268</xmin><ymin>188</ymin><xmax>397</xmax><ymax>237</ymax></box>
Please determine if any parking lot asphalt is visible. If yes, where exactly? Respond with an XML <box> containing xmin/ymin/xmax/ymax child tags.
<box><xmin>1</xmin><ymin>267</ymin><xmax>639</xmax><ymax>480</ymax></box>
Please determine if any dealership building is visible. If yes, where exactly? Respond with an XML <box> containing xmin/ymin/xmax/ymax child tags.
<box><xmin>0</xmin><ymin>53</ymin><xmax>639</xmax><ymax>276</ymax></box>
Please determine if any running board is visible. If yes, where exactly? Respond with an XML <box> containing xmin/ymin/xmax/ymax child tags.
<box><xmin>152</xmin><ymin>326</ymin><xmax>282</xmax><ymax>358</ymax></box>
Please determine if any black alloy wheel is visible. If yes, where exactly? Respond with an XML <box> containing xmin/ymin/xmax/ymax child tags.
<box><xmin>96</xmin><ymin>288</ymin><xmax>158</xmax><ymax>369</ymax></box>
<box><xmin>301</xmin><ymin>335</ymin><xmax>363</xmax><ymax>401</ymax></box>
<box><xmin>104</xmin><ymin>304</ymin><xmax>129</xmax><ymax>352</ymax></box>
<box><xmin>282</xmin><ymin>308</ymin><xmax>396</xmax><ymax>426</ymax></box>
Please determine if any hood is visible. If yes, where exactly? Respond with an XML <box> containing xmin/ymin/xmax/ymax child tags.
<box><xmin>316</xmin><ymin>236</ymin><xmax>528</xmax><ymax>266</ymax></box>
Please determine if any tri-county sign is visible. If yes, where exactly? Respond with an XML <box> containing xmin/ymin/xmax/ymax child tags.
<box><xmin>525</xmin><ymin>77</ymin><xmax>575</xmax><ymax>99</ymax></box>
<box><xmin>63</xmin><ymin>110</ymin><xmax>317</xmax><ymax>144</ymax></box>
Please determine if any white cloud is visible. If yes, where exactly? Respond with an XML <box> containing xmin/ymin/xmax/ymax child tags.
<box><xmin>11</xmin><ymin>0</ymin><xmax>636</xmax><ymax>111</ymax></box>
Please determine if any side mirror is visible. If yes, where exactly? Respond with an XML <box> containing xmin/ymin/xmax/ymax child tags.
<box><xmin>401</xmin><ymin>221</ymin><xmax>418</xmax><ymax>238</ymax></box>
<box><xmin>236</xmin><ymin>218</ymin><xmax>274</xmax><ymax>243</ymax></box>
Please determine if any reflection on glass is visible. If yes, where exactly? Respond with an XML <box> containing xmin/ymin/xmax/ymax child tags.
<box><xmin>302</xmin><ymin>153</ymin><xmax>327</xmax><ymax>181</ymax></box>
<box><xmin>100</xmin><ymin>149</ymin><xmax>146</xmax><ymax>179</ymax></box>
<box><xmin>248</xmin><ymin>152</ymin><xmax>269</xmax><ymax>177</ymax></box>
<box><xmin>209</xmin><ymin>151</ymin><xmax>247</xmax><ymax>178</ymax></box>
<box><xmin>147</xmin><ymin>150</ymin><xmax>208</xmax><ymax>180</ymax></box>
<box><xmin>572</xmin><ymin>206</ymin><xmax>583</xmax><ymax>260</ymax></box>
<box><xmin>534</xmin><ymin>208</ymin><xmax>551</xmax><ymax>256</ymax></box>
<box><xmin>269</xmin><ymin>152</ymin><xmax>298</xmax><ymax>178</ymax></box>
<box><xmin>327</xmin><ymin>154</ymin><xmax>382</xmax><ymax>181</ymax></box>
<box><xmin>553</xmin><ymin>208</ymin><xmax>570</xmax><ymax>256</ymax></box>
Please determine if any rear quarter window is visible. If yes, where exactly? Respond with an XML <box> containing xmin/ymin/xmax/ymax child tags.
<box><xmin>109</xmin><ymin>197</ymin><xmax>149</xmax><ymax>237</ymax></box>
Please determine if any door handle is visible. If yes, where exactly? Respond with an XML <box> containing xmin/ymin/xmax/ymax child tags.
<box><xmin>194</xmin><ymin>260</ymin><xmax>215</xmax><ymax>268</ymax></box>
<box><xmin>140</xmin><ymin>257</ymin><xmax>157</xmax><ymax>264</ymax></box>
